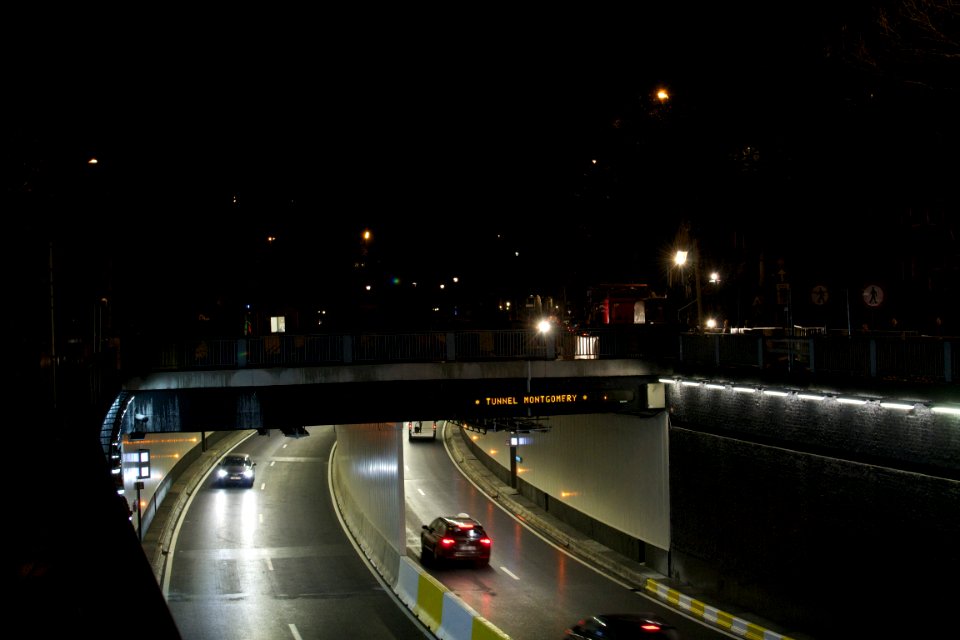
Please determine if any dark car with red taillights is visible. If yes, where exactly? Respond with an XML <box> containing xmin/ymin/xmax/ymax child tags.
<box><xmin>420</xmin><ymin>513</ymin><xmax>491</xmax><ymax>568</ymax></box>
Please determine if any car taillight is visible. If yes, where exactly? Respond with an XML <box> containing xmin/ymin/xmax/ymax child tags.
<box><xmin>640</xmin><ymin>622</ymin><xmax>662</xmax><ymax>633</ymax></box>
<box><xmin>479</xmin><ymin>537</ymin><xmax>492</xmax><ymax>546</ymax></box>
<box><xmin>440</xmin><ymin>537</ymin><xmax>457</xmax><ymax>547</ymax></box>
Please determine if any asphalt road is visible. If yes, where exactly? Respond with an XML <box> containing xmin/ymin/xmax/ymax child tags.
<box><xmin>159</xmin><ymin>424</ymin><xmax>740</xmax><ymax>639</ymax></box>
<box><xmin>163</xmin><ymin>426</ymin><xmax>431</xmax><ymax>640</ymax></box>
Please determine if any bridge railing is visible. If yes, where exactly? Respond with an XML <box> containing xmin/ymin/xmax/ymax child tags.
<box><xmin>676</xmin><ymin>331</ymin><xmax>956</xmax><ymax>385</ymax></box>
<box><xmin>129</xmin><ymin>327</ymin><xmax>956</xmax><ymax>386</ymax></box>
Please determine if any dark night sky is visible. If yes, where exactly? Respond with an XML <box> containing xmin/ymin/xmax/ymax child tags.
<box><xmin>4</xmin><ymin>6</ymin><xmax>959</xmax><ymax>331</ymax></box>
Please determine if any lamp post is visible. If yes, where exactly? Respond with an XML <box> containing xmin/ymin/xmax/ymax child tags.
<box><xmin>674</xmin><ymin>248</ymin><xmax>703</xmax><ymax>332</ymax></box>
<box><xmin>537</xmin><ymin>319</ymin><xmax>555</xmax><ymax>360</ymax></box>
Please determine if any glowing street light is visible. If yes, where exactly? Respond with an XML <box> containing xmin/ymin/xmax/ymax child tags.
<box><xmin>536</xmin><ymin>318</ymin><xmax>555</xmax><ymax>360</ymax></box>
<box><xmin>674</xmin><ymin>247</ymin><xmax>703</xmax><ymax>332</ymax></box>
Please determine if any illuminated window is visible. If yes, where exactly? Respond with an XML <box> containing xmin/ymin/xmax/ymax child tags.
<box><xmin>270</xmin><ymin>316</ymin><xmax>286</xmax><ymax>333</ymax></box>
<box><xmin>137</xmin><ymin>449</ymin><xmax>151</xmax><ymax>479</ymax></box>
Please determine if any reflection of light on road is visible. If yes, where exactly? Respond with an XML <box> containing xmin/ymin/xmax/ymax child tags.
<box><xmin>240</xmin><ymin>490</ymin><xmax>259</xmax><ymax>545</ymax></box>
<box><xmin>213</xmin><ymin>490</ymin><xmax>228</xmax><ymax>514</ymax></box>
<box><xmin>512</xmin><ymin>522</ymin><xmax>524</xmax><ymax>561</ymax></box>
<box><xmin>210</xmin><ymin>489</ymin><xmax>259</xmax><ymax>545</ymax></box>
<box><xmin>471</xmin><ymin>590</ymin><xmax>495</xmax><ymax>620</ymax></box>
<box><xmin>556</xmin><ymin>552</ymin><xmax>569</xmax><ymax>601</ymax></box>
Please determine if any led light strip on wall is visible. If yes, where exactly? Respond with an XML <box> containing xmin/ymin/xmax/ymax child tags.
<box><xmin>658</xmin><ymin>376</ymin><xmax>959</xmax><ymax>417</ymax></box>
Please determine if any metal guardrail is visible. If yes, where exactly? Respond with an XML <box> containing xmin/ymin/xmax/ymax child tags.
<box><xmin>140</xmin><ymin>330</ymin><xmax>597</xmax><ymax>369</ymax></box>
<box><xmin>131</xmin><ymin>327</ymin><xmax>957</xmax><ymax>386</ymax></box>
<box><xmin>677</xmin><ymin>332</ymin><xmax>956</xmax><ymax>385</ymax></box>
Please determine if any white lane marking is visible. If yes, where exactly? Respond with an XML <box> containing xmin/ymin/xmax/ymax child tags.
<box><xmin>270</xmin><ymin>460</ymin><xmax>277</xmax><ymax>467</ymax></box>
<box><xmin>417</xmin><ymin>488</ymin><xmax>426</xmax><ymax>496</ymax></box>
<box><xmin>500</xmin><ymin>566</ymin><xmax>520</xmax><ymax>580</ymax></box>
<box><xmin>260</xmin><ymin>482</ymin><xmax>266</xmax><ymax>491</ymax></box>
<box><xmin>259</xmin><ymin>513</ymin><xmax>264</xmax><ymax>524</ymax></box>
<box><xmin>267</xmin><ymin>557</ymin><xmax>274</xmax><ymax>571</ymax></box>
<box><xmin>288</xmin><ymin>623</ymin><xmax>303</xmax><ymax>640</ymax></box>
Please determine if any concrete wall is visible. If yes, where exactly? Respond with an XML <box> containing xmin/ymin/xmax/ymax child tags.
<box><xmin>667</xmin><ymin>382</ymin><xmax>960</xmax><ymax>637</ymax></box>
<box><xmin>464</xmin><ymin>413</ymin><xmax>671</xmax><ymax>552</ymax></box>
<box><xmin>331</xmin><ymin>422</ymin><xmax>405</xmax><ymax>587</ymax></box>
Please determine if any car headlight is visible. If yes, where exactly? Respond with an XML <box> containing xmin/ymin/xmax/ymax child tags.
<box><xmin>243</xmin><ymin>469</ymin><xmax>254</xmax><ymax>478</ymax></box>
<box><xmin>217</xmin><ymin>469</ymin><xmax>227</xmax><ymax>478</ymax></box>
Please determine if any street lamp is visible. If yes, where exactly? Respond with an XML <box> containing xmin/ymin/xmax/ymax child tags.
<box><xmin>674</xmin><ymin>247</ymin><xmax>703</xmax><ymax>332</ymax></box>
<box><xmin>537</xmin><ymin>318</ymin><xmax>556</xmax><ymax>360</ymax></box>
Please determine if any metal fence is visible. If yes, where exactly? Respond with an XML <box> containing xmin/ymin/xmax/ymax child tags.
<box><xmin>134</xmin><ymin>326</ymin><xmax>956</xmax><ymax>386</ymax></box>
<box><xmin>676</xmin><ymin>332</ymin><xmax>956</xmax><ymax>385</ymax></box>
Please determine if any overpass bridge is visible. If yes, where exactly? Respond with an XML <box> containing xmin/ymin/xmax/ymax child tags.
<box><xmin>103</xmin><ymin>326</ymin><xmax>678</xmax><ymax>454</ymax></box>
<box><xmin>104</xmin><ymin>324</ymin><xmax>958</xmax><ymax>454</ymax></box>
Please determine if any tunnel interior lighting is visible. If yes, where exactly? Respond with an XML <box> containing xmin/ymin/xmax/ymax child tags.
<box><xmin>762</xmin><ymin>389</ymin><xmax>789</xmax><ymax>397</ymax></box>
<box><xmin>705</xmin><ymin>383</ymin><xmax>726</xmax><ymax>390</ymax></box>
<box><xmin>879</xmin><ymin>402</ymin><xmax>915</xmax><ymax>411</ymax></box>
<box><xmin>682</xmin><ymin>380</ymin><xmax>700</xmax><ymax>387</ymax></box>
<box><xmin>837</xmin><ymin>397</ymin><xmax>868</xmax><ymax>405</ymax></box>
<box><xmin>733</xmin><ymin>386</ymin><xmax>757</xmax><ymax>393</ymax></box>
<box><xmin>798</xmin><ymin>393</ymin><xmax>825</xmax><ymax>401</ymax></box>
<box><xmin>658</xmin><ymin>378</ymin><xmax>678</xmax><ymax>384</ymax></box>
<box><xmin>931</xmin><ymin>406</ymin><xmax>960</xmax><ymax>416</ymax></box>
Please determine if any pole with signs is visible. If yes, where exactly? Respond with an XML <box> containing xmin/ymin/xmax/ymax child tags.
<box><xmin>509</xmin><ymin>436</ymin><xmax>518</xmax><ymax>489</ymax></box>
<box><xmin>134</xmin><ymin>480</ymin><xmax>144</xmax><ymax>541</ymax></box>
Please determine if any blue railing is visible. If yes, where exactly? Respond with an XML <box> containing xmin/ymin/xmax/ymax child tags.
<box><xmin>130</xmin><ymin>326</ymin><xmax>957</xmax><ymax>387</ymax></box>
